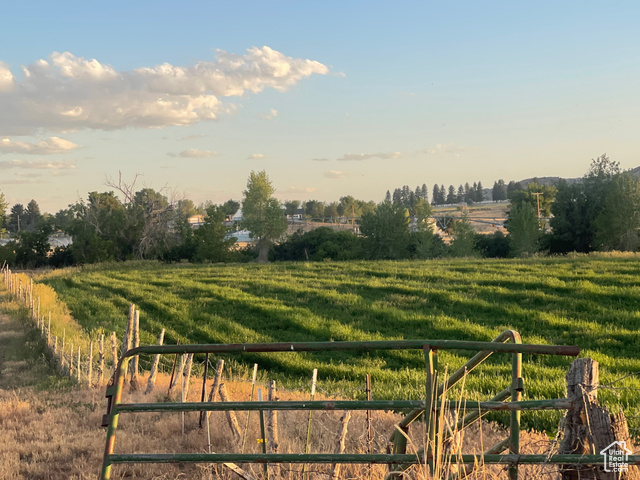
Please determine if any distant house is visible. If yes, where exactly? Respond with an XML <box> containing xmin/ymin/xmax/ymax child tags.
<box><xmin>225</xmin><ymin>229</ymin><xmax>253</xmax><ymax>248</ymax></box>
<box><xmin>188</xmin><ymin>215</ymin><xmax>206</xmax><ymax>228</ymax></box>
<box><xmin>286</xmin><ymin>208</ymin><xmax>305</xmax><ymax>221</ymax></box>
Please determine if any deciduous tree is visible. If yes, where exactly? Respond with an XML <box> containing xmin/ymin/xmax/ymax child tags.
<box><xmin>241</xmin><ymin>170</ymin><xmax>287</xmax><ymax>262</ymax></box>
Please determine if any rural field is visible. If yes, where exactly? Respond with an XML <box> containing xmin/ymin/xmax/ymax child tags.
<box><xmin>38</xmin><ymin>254</ymin><xmax>640</xmax><ymax>434</ymax></box>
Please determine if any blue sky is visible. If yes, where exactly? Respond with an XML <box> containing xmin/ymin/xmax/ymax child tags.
<box><xmin>1</xmin><ymin>1</ymin><xmax>638</xmax><ymax>212</ymax></box>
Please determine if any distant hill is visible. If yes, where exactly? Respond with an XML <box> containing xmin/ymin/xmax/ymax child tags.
<box><xmin>517</xmin><ymin>166</ymin><xmax>640</xmax><ymax>189</ymax></box>
<box><xmin>482</xmin><ymin>166</ymin><xmax>640</xmax><ymax>200</ymax></box>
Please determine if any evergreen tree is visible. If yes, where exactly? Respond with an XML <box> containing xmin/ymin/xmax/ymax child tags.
<box><xmin>507</xmin><ymin>180</ymin><xmax>522</xmax><ymax>196</ymax></box>
<box><xmin>392</xmin><ymin>188</ymin><xmax>403</xmax><ymax>205</ymax></box>
<box><xmin>431</xmin><ymin>184</ymin><xmax>440</xmax><ymax>205</ymax></box>
<box><xmin>446</xmin><ymin>185</ymin><xmax>457</xmax><ymax>204</ymax></box>
<box><xmin>457</xmin><ymin>185</ymin><xmax>465</xmax><ymax>203</ymax></box>
<box><xmin>421</xmin><ymin>184</ymin><xmax>429</xmax><ymax>202</ymax></box>
<box><xmin>492</xmin><ymin>180</ymin><xmax>508</xmax><ymax>201</ymax></box>
<box><xmin>476</xmin><ymin>181</ymin><xmax>484</xmax><ymax>202</ymax></box>
<box><xmin>385</xmin><ymin>190</ymin><xmax>391</xmax><ymax>203</ymax></box>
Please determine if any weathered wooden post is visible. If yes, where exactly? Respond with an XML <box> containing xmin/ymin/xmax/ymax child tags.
<box><xmin>110</xmin><ymin>332</ymin><xmax>117</xmax><ymax>377</ymax></box>
<box><xmin>330</xmin><ymin>410</ymin><xmax>351</xmax><ymax>480</ymax></box>
<box><xmin>98</xmin><ymin>334</ymin><xmax>105</xmax><ymax>386</ymax></box>
<box><xmin>219</xmin><ymin>383</ymin><xmax>242</xmax><ymax>439</ymax></box>
<box><xmin>77</xmin><ymin>346</ymin><xmax>81</xmax><ymax>382</ymax></box>
<box><xmin>303</xmin><ymin>368</ymin><xmax>318</xmax><ymax>480</ymax></box>
<box><xmin>200</xmin><ymin>359</ymin><xmax>224</xmax><ymax>427</ymax></box>
<box><xmin>88</xmin><ymin>341</ymin><xmax>93</xmax><ymax>387</ymax></box>
<box><xmin>47</xmin><ymin>312</ymin><xmax>51</xmax><ymax>347</ymax></box>
<box><xmin>559</xmin><ymin>358</ymin><xmax>638</xmax><ymax>480</ymax></box>
<box><xmin>145</xmin><ymin>329</ymin><xmax>165</xmax><ymax>395</ymax></box>
<box><xmin>241</xmin><ymin>364</ymin><xmax>259</xmax><ymax>452</ymax></box>
<box><xmin>169</xmin><ymin>354</ymin><xmax>186</xmax><ymax>396</ymax></box>
<box><xmin>129</xmin><ymin>309</ymin><xmax>140</xmax><ymax>391</ymax></box>
<box><xmin>182</xmin><ymin>353</ymin><xmax>194</xmax><ymax>401</ymax></box>
<box><xmin>68</xmin><ymin>342</ymin><xmax>74</xmax><ymax>377</ymax></box>
<box><xmin>267</xmin><ymin>380</ymin><xmax>280</xmax><ymax>478</ymax></box>
<box><xmin>60</xmin><ymin>330</ymin><xmax>66</xmax><ymax>369</ymax></box>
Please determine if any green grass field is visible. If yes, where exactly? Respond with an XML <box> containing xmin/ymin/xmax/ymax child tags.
<box><xmin>38</xmin><ymin>255</ymin><xmax>640</xmax><ymax>434</ymax></box>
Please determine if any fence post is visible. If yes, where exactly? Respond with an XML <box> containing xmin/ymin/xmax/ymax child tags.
<box><xmin>329</xmin><ymin>410</ymin><xmax>351</xmax><ymax>480</ymax></box>
<box><xmin>145</xmin><ymin>329</ymin><xmax>165</xmax><ymax>395</ymax></box>
<box><xmin>169</xmin><ymin>354</ymin><xmax>186</xmax><ymax>396</ymax></box>
<box><xmin>200</xmin><ymin>359</ymin><xmax>224</xmax><ymax>427</ymax></box>
<box><xmin>267</xmin><ymin>380</ymin><xmax>280</xmax><ymax>478</ymax></box>
<box><xmin>559</xmin><ymin>359</ymin><xmax>639</xmax><ymax>480</ymax></box>
<box><xmin>88</xmin><ymin>341</ymin><xmax>93</xmax><ymax>387</ymax></box>
<box><xmin>129</xmin><ymin>309</ymin><xmax>140</xmax><ymax>391</ymax></box>
<box><xmin>110</xmin><ymin>332</ymin><xmax>118</xmax><ymax>377</ymax></box>
<box><xmin>77</xmin><ymin>346</ymin><xmax>82</xmax><ymax>383</ymax></box>
<box><xmin>219</xmin><ymin>383</ymin><xmax>242</xmax><ymax>440</ymax></box>
<box><xmin>98</xmin><ymin>334</ymin><xmax>105</xmax><ymax>386</ymax></box>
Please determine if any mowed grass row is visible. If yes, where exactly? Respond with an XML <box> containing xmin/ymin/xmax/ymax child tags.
<box><xmin>38</xmin><ymin>255</ymin><xmax>640</xmax><ymax>433</ymax></box>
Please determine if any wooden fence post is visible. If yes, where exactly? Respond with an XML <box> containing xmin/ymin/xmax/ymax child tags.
<box><xmin>267</xmin><ymin>380</ymin><xmax>280</xmax><ymax>478</ymax></box>
<box><xmin>77</xmin><ymin>346</ymin><xmax>81</xmax><ymax>382</ymax></box>
<box><xmin>69</xmin><ymin>342</ymin><xmax>74</xmax><ymax>377</ymax></box>
<box><xmin>219</xmin><ymin>383</ymin><xmax>242</xmax><ymax>440</ymax></box>
<box><xmin>330</xmin><ymin>410</ymin><xmax>352</xmax><ymax>480</ymax></box>
<box><xmin>88</xmin><ymin>341</ymin><xmax>93</xmax><ymax>387</ymax></box>
<box><xmin>98</xmin><ymin>334</ymin><xmax>105</xmax><ymax>386</ymax></box>
<box><xmin>200</xmin><ymin>359</ymin><xmax>224</xmax><ymax>427</ymax></box>
<box><xmin>110</xmin><ymin>332</ymin><xmax>118</xmax><ymax>377</ymax></box>
<box><xmin>145</xmin><ymin>329</ymin><xmax>165</xmax><ymax>395</ymax></box>
<box><xmin>169</xmin><ymin>354</ymin><xmax>186</xmax><ymax>396</ymax></box>
<box><xmin>559</xmin><ymin>358</ymin><xmax>638</xmax><ymax>480</ymax></box>
<box><xmin>182</xmin><ymin>353</ymin><xmax>194</xmax><ymax>401</ymax></box>
<box><xmin>129</xmin><ymin>309</ymin><xmax>140</xmax><ymax>391</ymax></box>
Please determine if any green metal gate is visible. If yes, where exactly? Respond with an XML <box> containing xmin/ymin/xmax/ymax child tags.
<box><xmin>100</xmin><ymin>331</ymin><xmax>639</xmax><ymax>479</ymax></box>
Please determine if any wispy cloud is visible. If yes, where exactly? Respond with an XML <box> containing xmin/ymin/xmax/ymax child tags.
<box><xmin>421</xmin><ymin>143</ymin><xmax>465</xmax><ymax>156</ymax></box>
<box><xmin>0</xmin><ymin>47</ymin><xmax>330</xmax><ymax>135</ymax></box>
<box><xmin>0</xmin><ymin>158</ymin><xmax>76</xmax><ymax>170</ymax></box>
<box><xmin>0</xmin><ymin>136</ymin><xmax>79</xmax><ymax>155</ymax></box>
<box><xmin>324</xmin><ymin>170</ymin><xmax>349</xmax><ymax>179</ymax></box>
<box><xmin>168</xmin><ymin>148</ymin><xmax>218</xmax><ymax>159</ymax></box>
<box><xmin>311</xmin><ymin>158</ymin><xmax>330</xmax><ymax>162</ymax></box>
<box><xmin>247</xmin><ymin>153</ymin><xmax>265</xmax><ymax>160</ymax></box>
<box><xmin>337</xmin><ymin>152</ymin><xmax>402</xmax><ymax>161</ymax></box>
<box><xmin>258</xmin><ymin>108</ymin><xmax>278</xmax><ymax>120</ymax></box>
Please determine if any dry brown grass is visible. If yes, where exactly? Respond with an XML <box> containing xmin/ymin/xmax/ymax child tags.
<box><xmin>0</xmin><ymin>288</ymin><xmax>561</xmax><ymax>480</ymax></box>
<box><xmin>0</xmin><ymin>371</ymin><xmax>562</xmax><ymax>480</ymax></box>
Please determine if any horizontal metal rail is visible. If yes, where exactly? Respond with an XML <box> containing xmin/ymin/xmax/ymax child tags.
<box><xmin>106</xmin><ymin>453</ymin><xmax>640</xmax><ymax>466</ymax></box>
<box><xmin>115</xmin><ymin>398</ymin><xmax>572</xmax><ymax>413</ymax></box>
<box><xmin>101</xmin><ymin>334</ymin><xmax>581</xmax><ymax>480</ymax></box>
<box><xmin>121</xmin><ymin>340</ymin><xmax>580</xmax><ymax>358</ymax></box>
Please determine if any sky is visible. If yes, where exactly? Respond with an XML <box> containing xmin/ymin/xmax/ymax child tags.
<box><xmin>1</xmin><ymin>1</ymin><xmax>639</xmax><ymax>213</ymax></box>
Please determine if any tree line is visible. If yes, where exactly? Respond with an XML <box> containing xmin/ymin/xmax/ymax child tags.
<box><xmin>0</xmin><ymin>155</ymin><xmax>638</xmax><ymax>268</ymax></box>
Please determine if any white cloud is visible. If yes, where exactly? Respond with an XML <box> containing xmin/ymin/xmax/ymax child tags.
<box><xmin>324</xmin><ymin>170</ymin><xmax>349</xmax><ymax>179</ymax></box>
<box><xmin>421</xmin><ymin>143</ymin><xmax>465</xmax><ymax>156</ymax></box>
<box><xmin>311</xmin><ymin>158</ymin><xmax>330</xmax><ymax>162</ymax></box>
<box><xmin>259</xmin><ymin>108</ymin><xmax>279</xmax><ymax>120</ymax></box>
<box><xmin>168</xmin><ymin>148</ymin><xmax>218</xmax><ymax>158</ymax></box>
<box><xmin>0</xmin><ymin>158</ymin><xmax>76</xmax><ymax>170</ymax></box>
<box><xmin>0</xmin><ymin>47</ymin><xmax>330</xmax><ymax>135</ymax></box>
<box><xmin>337</xmin><ymin>152</ymin><xmax>402</xmax><ymax>161</ymax></box>
<box><xmin>0</xmin><ymin>61</ymin><xmax>14</xmax><ymax>92</ymax></box>
<box><xmin>0</xmin><ymin>136</ymin><xmax>79</xmax><ymax>155</ymax></box>
<box><xmin>247</xmin><ymin>153</ymin><xmax>265</xmax><ymax>160</ymax></box>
